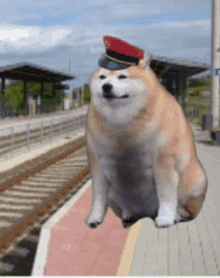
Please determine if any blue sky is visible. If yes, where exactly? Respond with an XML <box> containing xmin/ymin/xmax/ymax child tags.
<box><xmin>0</xmin><ymin>0</ymin><xmax>211</xmax><ymax>92</ymax></box>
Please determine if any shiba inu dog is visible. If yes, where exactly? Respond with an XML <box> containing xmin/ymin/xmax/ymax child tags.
<box><xmin>85</xmin><ymin>35</ymin><xmax>208</xmax><ymax>229</ymax></box>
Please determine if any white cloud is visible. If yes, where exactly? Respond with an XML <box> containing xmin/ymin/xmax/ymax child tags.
<box><xmin>0</xmin><ymin>25</ymin><xmax>72</xmax><ymax>52</ymax></box>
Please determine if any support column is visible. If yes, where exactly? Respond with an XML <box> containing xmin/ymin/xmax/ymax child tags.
<box><xmin>60</xmin><ymin>90</ymin><xmax>63</xmax><ymax>111</ymax></box>
<box><xmin>76</xmin><ymin>87</ymin><xmax>80</xmax><ymax>108</ymax></box>
<box><xmin>211</xmin><ymin>0</ymin><xmax>220</xmax><ymax>127</ymax></box>
<box><xmin>162</xmin><ymin>76</ymin><xmax>168</xmax><ymax>90</ymax></box>
<box><xmin>72</xmin><ymin>90</ymin><xmax>76</xmax><ymax>109</ymax></box>
<box><xmin>166</xmin><ymin>75</ymin><xmax>174</xmax><ymax>96</ymax></box>
<box><xmin>174</xmin><ymin>72</ymin><xmax>180</xmax><ymax>101</ymax></box>
<box><xmin>79</xmin><ymin>87</ymin><xmax>82</xmax><ymax>106</ymax></box>
<box><xmin>81</xmin><ymin>85</ymin><xmax>84</xmax><ymax>106</ymax></box>
<box><xmin>52</xmin><ymin>82</ymin><xmax>56</xmax><ymax>112</ymax></box>
<box><xmin>1</xmin><ymin>77</ymin><xmax>5</xmax><ymax>119</ymax></box>
<box><xmin>40</xmin><ymin>82</ymin><xmax>44</xmax><ymax>114</ymax></box>
<box><xmin>23</xmin><ymin>80</ymin><xmax>28</xmax><ymax>116</ymax></box>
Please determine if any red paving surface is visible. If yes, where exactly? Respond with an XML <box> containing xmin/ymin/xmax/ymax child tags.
<box><xmin>45</xmin><ymin>186</ymin><xmax>131</xmax><ymax>276</ymax></box>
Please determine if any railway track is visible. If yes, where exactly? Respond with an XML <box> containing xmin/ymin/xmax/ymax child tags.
<box><xmin>0</xmin><ymin>137</ymin><xmax>90</xmax><ymax>274</ymax></box>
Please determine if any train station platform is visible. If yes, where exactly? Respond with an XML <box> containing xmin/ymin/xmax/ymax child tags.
<box><xmin>0</xmin><ymin>104</ymin><xmax>89</xmax><ymax>172</ymax></box>
<box><xmin>0</xmin><ymin>104</ymin><xmax>89</xmax><ymax>129</ymax></box>
<box><xmin>32</xmin><ymin>122</ymin><xmax>220</xmax><ymax>276</ymax></box>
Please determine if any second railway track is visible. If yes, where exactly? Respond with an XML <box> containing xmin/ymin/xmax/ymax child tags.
<box><xmin>0</xmin><ymin>136</ymin><xmax>90</xmax><ymax>256</ymax></box>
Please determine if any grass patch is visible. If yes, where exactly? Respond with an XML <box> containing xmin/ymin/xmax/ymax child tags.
<box><xmin>188</xmin><ymin>86</ymin><xmax>210</xmax><ymax>99</ymax></box>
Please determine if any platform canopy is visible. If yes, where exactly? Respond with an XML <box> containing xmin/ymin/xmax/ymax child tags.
<box><xmin>149</xmin><ymin>55</ymin><xmax>210</xmax><ymax>116</ymax></box>
<box><xmin>0</xmin><ymin>62</ymin><xmax>75</xmax><ymax>83</ymax></box>
<box><xmin>0</xmin><ymin>62</ymin><xmax>76</xmax><ymax>119</ymax></box>
<box><xmin>150</xmin><ymin>55</ymin><xmax>210</xmax><ymax>78</ymax></box>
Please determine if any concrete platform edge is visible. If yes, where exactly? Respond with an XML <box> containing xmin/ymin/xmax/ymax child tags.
<box><xmin>31</xmin><ymin>179</ymin><xmax>91</xmax><ymax>276</ymax></box>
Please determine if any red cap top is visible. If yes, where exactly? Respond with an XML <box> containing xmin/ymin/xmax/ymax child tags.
<box><xmin>103</xmin><ymin>35</ymin><xmax>144</xmax><ymax>59</ymax></box>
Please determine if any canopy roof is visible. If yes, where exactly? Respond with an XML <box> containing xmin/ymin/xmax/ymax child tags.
<box><xmin>0</xmin><ymin>62</ymin><xmax>76</xmax><ymax>83</ymax></box>
<box><xmin>151</xmin><ymin>55</ymin><xmax>210</xmax><ymax>78</ymax></box>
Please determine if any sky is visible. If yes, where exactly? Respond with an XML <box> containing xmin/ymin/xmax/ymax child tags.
<box><xmin>0</xmin><ymin>0</ymin><xmax>211</xmax><ymax>94</ymax></box>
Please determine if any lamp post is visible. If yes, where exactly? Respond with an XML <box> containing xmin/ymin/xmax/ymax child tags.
<box><xmin>37</xmin><ymin>92</ymin><xmax>41</xmax><ymax>114</ymax></box>
<box><xmin>211</xmin><ymin>0</ymin><xmax>220</xmax><ymax>127</ymax></box>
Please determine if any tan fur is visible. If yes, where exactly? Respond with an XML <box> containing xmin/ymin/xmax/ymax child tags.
<box><xmin>85</xmin><ymin>56</ymin><xmax>207</xmax><ymax>229</ymax></box>
<box><xmin>126</xmin><ymin>63</ymin><xmax>207</xmax><ymax>220</ymax></box>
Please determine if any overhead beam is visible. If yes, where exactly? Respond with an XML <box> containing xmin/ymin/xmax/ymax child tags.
<box><xmin>10</xmin><ymin>66</ymin><xmax>73</xmax><ymax>79</ymax></box>
<box><xmin>0</xmin><ymin>73</ymin><xmax>64</xmax><ymax>83</ymax></box>
<box><xmin>11</xmin><ymin>69</ymin><xmax>64</xmax><ymax>81</ymax></box>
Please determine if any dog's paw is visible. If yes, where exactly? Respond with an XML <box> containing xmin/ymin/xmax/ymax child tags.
<box><xmin>155</xmin><ymin>216</ymin><xmax>175</xmax><ymax>228</ymax></box>
<box><xmin>85</xmin><ymin>215</ymin><xmax>102</xmax><ymax>229</ymax></box>
<box><xmin>87</xmin><ymin>221</ymin><xmax>101</xmax><ymax>228</ymax></box>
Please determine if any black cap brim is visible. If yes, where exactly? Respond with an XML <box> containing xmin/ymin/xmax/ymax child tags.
<box><xmin>98</xmin><ymin>55</ymin><xmax>130</xmax><ymax>70</ymax></box>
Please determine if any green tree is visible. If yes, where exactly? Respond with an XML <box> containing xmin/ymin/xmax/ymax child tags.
<box><xmin>190</xmin><ymin>88</ymin><xmax>202</xmax><ymax>97</ymax></box>
<box><xmin>5</xmin><ymin>80</ymin><xmax>24</xmax><ymax>109</ymax></box>
<box><xmin>4</xmin><ymin>80</ymin><xmax>63</xmax><ymax>110</ymax></box>
<box><xmin>83</xmin><ymin>85</ymin><xmax>90</xmax><ymax>103</ymax></box>
<box><xmin>188</xmin><ymin>78</ymin><xmax>206</xmax><ymax>88</ymax></box>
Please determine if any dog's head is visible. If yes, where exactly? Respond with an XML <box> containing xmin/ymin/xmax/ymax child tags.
<box><xmin>89</xmin><ymin>54</ymin><xmax>153</xmax><ymax>121</ymax></box>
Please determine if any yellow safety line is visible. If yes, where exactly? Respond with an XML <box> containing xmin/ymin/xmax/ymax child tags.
<box><xmin>116</xmin><ymin>220</ymin><xmax>142</xmax><ymax>276</ymax></box>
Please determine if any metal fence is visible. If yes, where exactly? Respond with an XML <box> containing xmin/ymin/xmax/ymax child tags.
<box><xmin>0</xmin><ymin>114</ymin><xmax>86</xmax><ymax>161</ymax></box>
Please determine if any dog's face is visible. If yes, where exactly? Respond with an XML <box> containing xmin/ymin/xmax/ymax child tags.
<box><xmin>89</xmin><ymin>55</ymin><xmax>153</xmax><ymax>124</ymax></box>
<box><xmin>89</xmin><ymin>67</ymin><xmax>151</xmax><ymax>123</ymax></box>
<box><xmin>90</xmin><ymin>67</ymin><xmax>147</xmax><ymax>103</ymax></box>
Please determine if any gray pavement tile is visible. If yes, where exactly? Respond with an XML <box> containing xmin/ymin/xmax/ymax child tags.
<box><xmin>202</xmin><ymin>203</ymin><xmax>220</xmax><ymax>273</ymax></box>
<box><xmin>130</xmin><ymin>123</ymin><xmax>220</xmax><ymax>276</ymax></box>
<box><xmin>178</xmin><ymin>222</ymin><xmax>193</xmax><ymax>275</ymax></box>
<box><xmin>129</xmin><ymin>220</ymin><xmax>148</xmax><ymax>276</ymax></box>
<box><xmin>194</xmin><ymin>211</ymin><xmax>218</xmax><ymax>275</ymax></box>
<box><xmin>154</xmin><ymin>229</ymin><xmax>168</xmax><ymax>276</ymax></box>
<box><xmin>141</xmin><ymin>220</ymin><xmax>158</xmax><ymax>276</ymax></box>
<box><xmin>168</xmin><ymin>225</ymin><xmax>180</xmax><ymax>276</ymax></box>
<box><xmin>187</xmin><ymin>221</ymin><xmax>206</xmax><ymax>275</ymax></box>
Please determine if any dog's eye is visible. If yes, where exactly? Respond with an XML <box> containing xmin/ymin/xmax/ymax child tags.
<box><xmin>118</xmin><ymin>75</ymin><xmax>127</xmax><ymax>79</ymax></box>
<box><xmin>99</xmin><ymin>75</ymin><xmax>106</xmax><ymax>79</ymax></box>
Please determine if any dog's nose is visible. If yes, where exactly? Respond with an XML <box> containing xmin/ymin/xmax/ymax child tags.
<box><xmin>102</xmin><ymin>83</ymin><xmax>112</xmax><ymax>93</ymax></box>
<box><xmin>102</xmin><ymin>83</ymin><xmax>114</xmax><ymax>98</ymax></box>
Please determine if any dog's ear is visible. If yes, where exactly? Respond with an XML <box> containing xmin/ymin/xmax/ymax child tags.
<box><xmin>138</xmin><ymin>54</ymin><xmax>152</xmax><ymax>69</ymax></box>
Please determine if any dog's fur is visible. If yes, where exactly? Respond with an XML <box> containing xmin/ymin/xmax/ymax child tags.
<box><xmin>85</xmin><ymin>54</ymin><xmax>208</xmax><ymax>229</ymax></box>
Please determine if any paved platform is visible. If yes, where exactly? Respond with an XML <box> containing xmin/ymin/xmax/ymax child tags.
<box><xmin>0</xmin><ymin>104</ymin><xmax>89</xmax><ymax>129</ymax></box>
<box><xmin>0</xmin><ymin>105</ymin><xmax>89</xmax><ymax>138</ymax></box>
<box><xmin>0</xmin><ymin>104</ymin><xmax>89</xmax><ymax>162</ymax></box>
<box><xmin>32</xmin><ymin>122</ymin><xmax>220</xmax><ymax>276</ymax></box>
